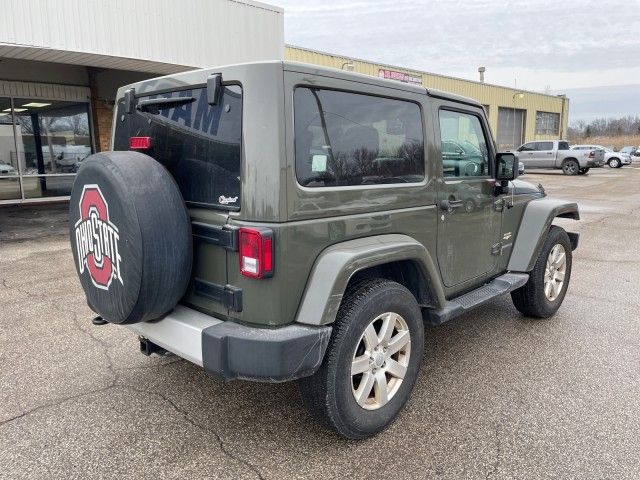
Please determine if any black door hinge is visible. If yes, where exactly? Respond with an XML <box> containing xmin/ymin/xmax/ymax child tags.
<box><xmin>194</xmin><ymin>278</ymin><xmax>243</xmax><ymax>312</ymax></box>
<box><xmin>192</xmin><ymin>222</ymin><xmax>238</xmax><ymax>251</ymax></box>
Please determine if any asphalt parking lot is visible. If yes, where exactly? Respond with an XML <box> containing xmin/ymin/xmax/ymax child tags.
<box><xmin>1</xmin><ymin>165</ymin><xmax>640</xmax><ymax>479</ymax></box>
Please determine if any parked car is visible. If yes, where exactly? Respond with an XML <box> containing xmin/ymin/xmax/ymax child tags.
<box><xmin>0</xmin><ymin>162</ymin><xmax>17</xmax><ymax>175</ymax></box>
<box><xmin>571</xmin><ymin>144</ymin><xmax>631</xmax><ymax>168</ymax></box>
<box><xmin>441</xmin><ymin>139</ymin><xmax>488</xmax><ymax>176</ymax></box>
<box><xmin>620</xmin><ymin>146</ymin><xmax>639</xmax><ymax>161</ymax></box>
<box><xmin>517</xmin><ymin>140</ymin><xmax>604</xmax><ymax>175</ymax></box>
<box><xmin>68</xmin><ymin>61</ymin><xmax>580</xmax><ymax>439</ymax></box>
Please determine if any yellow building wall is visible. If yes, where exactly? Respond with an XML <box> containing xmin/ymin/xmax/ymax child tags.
<box><xmin>285</xmin><ymin>46</ymin><xmax>569</xmax><ymax>147</ymax></box>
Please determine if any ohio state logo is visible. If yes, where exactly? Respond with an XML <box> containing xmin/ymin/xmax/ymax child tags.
<box><xmin>73</xmin><ymin>184</ymin><xmax>123</xmax><ymax>290</ymax></box>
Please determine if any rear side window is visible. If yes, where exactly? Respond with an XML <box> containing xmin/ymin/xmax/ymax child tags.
<box><xmin>113</xmin><ymin>85</ymin><xmax>242</xmax><ymax>208</ymax></box>
<box><xmin>535</xmin><ymin>142</ymin><xmax>554</xmax><ymax>151</ymax></box>
<box><xmin>558</xmin><ymin>141</ymin><xmax>570</xmax><ymax>150</ymax></box>
<box><xmin>294</xmin><ymin>87</ymin><xmax>424</xmax><ymax>187</ymax></box>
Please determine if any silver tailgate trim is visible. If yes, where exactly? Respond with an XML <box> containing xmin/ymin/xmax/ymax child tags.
<box><xmin>126</xmin><ymin>305</ymin><xmax>222</xmax><ymax>366</ymax></box>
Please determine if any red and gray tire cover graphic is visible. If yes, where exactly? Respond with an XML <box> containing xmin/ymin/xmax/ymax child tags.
<box><xmin>73</xmin><ymin>184</ymin><xmax>123</xmax><ymax>290</ymax></box>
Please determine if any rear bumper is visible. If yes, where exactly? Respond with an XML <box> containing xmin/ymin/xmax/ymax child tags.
<box><xmin>126</xmin><ymin>305</ymin><xmax>331</xmax><ymax>382</ymax></box>
<box><xmin>586</xmin><ymin>159</ymin><xmax>604</xmax><ymax>167</ymax></box>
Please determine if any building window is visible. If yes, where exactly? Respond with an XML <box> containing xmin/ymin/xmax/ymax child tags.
<box><xmin>13</xmin><ymin>99</ymin><xmax>92</xmax><ymax>175</ymax></box>
<box><xmin>0</xmin><ymin>97</ymin><xmax>92</xmax><ymax>202</ymax></box>
<box><xmin>535</xmin><ymin>111</ymin><xmax>560</xmax><ymax>135</ymax></box>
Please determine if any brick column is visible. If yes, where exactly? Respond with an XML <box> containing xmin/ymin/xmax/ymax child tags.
<box><xmin>93</xmin><ymin>101</ymin><xmax>114</xmax><ymax>152</ymax></box>
<box><xmin>88</xmin><ymin>67</ymin><xmax>114</xmax><ymax>153</ymax></box>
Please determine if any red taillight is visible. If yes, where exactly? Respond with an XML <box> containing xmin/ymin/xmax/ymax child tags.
<box><xmin>239</xmin><ymin>227</ymin><xmax>274</xmax><ymax>279</ymax></box>
<box><xmin>129</xmin><ymin>136</ymin><xmax>152</xmax><ymax>149</ymax></box>
<box><xmin>588</xmin><ymin>150</ymin><xmax>595</xmax><ymax>158</ymax></box>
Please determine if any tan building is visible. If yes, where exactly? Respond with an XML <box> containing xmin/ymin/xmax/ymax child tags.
<box><xmin>286</xmin><ymin>45</ymin><xmax>569</xmax><ymax>151</ymax></box>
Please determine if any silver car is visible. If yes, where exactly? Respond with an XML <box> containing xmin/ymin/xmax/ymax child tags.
<box><xmin>571</xmin><ymin>144</ymin><xmax>631</xmax><ymax>168</ymax></box>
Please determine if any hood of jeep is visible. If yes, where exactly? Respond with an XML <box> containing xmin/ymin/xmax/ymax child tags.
<box><xmin>511</xmin><ymin>179</ymin><xmax>545</xmax><ymax>197</ymax></box>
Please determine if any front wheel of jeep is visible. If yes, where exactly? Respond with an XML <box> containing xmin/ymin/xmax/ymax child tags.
<box><xmin>511</xmin><ymin>225</ymin><xmax>572</xmax><ymax>318</ymax></box>
<box><xmin>298</xmin><ymin>279</ymin><xmax>424</xmax><ymax>439</ymax></box>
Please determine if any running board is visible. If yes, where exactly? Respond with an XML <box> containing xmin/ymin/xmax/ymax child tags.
<box><xmin>423</xmin><ymin>273</ymin><xmax>529</xmax><ymax>325</ymax></box>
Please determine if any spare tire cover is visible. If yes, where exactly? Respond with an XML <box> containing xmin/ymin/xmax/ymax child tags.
<box><xmin>69</xmin><ymin>151</ymin><xmax>192</xmax><ymax>324</ymax></box>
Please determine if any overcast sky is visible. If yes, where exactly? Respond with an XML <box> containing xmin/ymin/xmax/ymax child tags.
<box><xmin>272</xmin><ymin>0</ymin><xmax>640</xmax><ymax>93</ymax></box>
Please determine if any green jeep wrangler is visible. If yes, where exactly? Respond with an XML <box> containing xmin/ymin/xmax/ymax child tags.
<box><xmin>69</xmin><ymin>61</ymin><xmax>579</xmax><ymax>439</ymax></box>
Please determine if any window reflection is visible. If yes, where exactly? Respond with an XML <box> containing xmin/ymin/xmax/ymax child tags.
<box><xmin>13</xmin><ymin>99</ymin><xmax>92</xmax><ymax>175</ymax></box>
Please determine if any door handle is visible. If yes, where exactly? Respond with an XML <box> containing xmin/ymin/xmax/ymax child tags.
<box><xmin>439</xmin><ymin>199</ymin><xmax>464</xmax><ymax>211</ymax></box>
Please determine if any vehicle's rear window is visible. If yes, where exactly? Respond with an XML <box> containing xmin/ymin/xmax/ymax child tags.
<box><xmin>294</xmin><ymin>87</ymin><xmax>424</xmax><ymax>187</ymax></box>
<box><xmin>558</xmin><ymin>141</ymin><xmax>570</xmax><ymax>150</ymax></box>
<box><xmin>113</xmin><ymin>85</ymin><xmax>242</xmax><ymax>209</ymax></box>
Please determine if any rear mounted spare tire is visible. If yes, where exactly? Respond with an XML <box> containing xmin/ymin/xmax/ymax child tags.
<box><xmin>69</xmin><ymin>151</ymin><xmax>192</xmax><ymax>324</ymax></box>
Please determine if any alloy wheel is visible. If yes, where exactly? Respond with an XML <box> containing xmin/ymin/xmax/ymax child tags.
<box><xmin>544</xmin><ymin>244</ymin><xmax>567</xmax><ymax>301</ymax></box>
<box><xmin>351</xmin><ymin>312</ymin><xmax>411</xmax><ymax>410</ymax></box>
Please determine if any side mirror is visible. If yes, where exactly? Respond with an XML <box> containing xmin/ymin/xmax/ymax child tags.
<box><xmin>496</xmin><ymin>152</ymin><xmax>518</xmax><ymax>183</ymax></box>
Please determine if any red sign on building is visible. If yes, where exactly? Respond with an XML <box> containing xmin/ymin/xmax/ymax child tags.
<box><xmin>378</xmin><ymin>69</ymin><xmax>423</xmax><ymax>85</ymax></box>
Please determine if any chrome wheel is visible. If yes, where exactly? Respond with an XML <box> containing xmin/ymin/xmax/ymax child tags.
<box><xmin>351</xmin><ymin>312</ymin><xmax>411</xmax><ymax>410</ymax></box>
<box><xmin>544</xmin><ymin>244</ymin><xmax>566</xmax><ymax>301</ymax></box>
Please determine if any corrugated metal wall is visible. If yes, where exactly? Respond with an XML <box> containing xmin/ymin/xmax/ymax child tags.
<box><xmin>285</xmin><ymin>46</ymin><xmax>569</xmax><ymax>147</ymax></box>
<box><xmin>0</xmin><ymin>80</ymin><xmax>90</xmax><ymax>102</ymax></box>
<box><xmin>0</xmin><ymin>0</ymin><xmax>284</xmax><ymax>71</ymax></box>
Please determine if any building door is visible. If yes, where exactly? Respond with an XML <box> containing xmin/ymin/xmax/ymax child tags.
<box><xmin>497</xmin><ymin>107</ymin><xmax>525</xmax><ymax>150</ymax></box>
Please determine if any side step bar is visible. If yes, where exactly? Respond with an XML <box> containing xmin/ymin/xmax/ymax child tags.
<box><xmin>423</xmin><ymin>273</ymin><xmax>529</xmax><ymax>325</ymax></box>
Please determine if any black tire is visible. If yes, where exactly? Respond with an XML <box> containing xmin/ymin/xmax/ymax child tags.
<box><xmin>578</xmin><ymin>168</ymin><xmax>590</xmax><ymax>175</ymax></box>
<box><xmin>511</xmin><ymin>226</ymin><xmax>572</xmax><ymax>318</ymax></box>
<box><xmin>562</xmin><ymin>159</ymin><xmax>580</xmax><ymax>175</ymax></box>
<box><xmin>298</xmin><ymin>279</ymin><xmax>424</xmax><ymax>439</ymax></box>
<box><xmin>69</xmin><ymin>151</ymin><xmax>192</xmax><ymax>324</ymax></box>
<box><xmin>608</xmin><ymin>157</ymin><xmax>621</xmax><ymax>168</ymax></box>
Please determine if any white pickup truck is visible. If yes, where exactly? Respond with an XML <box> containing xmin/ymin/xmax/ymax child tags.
<box><xmin>516</xmin><ymin>140</ymin><xmax>605</xmax><ymax>175</ymax></box>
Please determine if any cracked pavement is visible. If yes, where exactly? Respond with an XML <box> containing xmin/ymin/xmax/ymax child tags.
<box><xmin>1</xmin><ymin>166</ymin><xmax>640</xmax><ymax>479</ymax></box>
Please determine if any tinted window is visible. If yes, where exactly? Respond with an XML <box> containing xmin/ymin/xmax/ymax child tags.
<box><xmin>113</xmin><ymin>86</ymin><xmax>242</xmax><ymax>208</ymax></box>
<box><xmin>535</xmin><ymin>142</ymin><xmax>554</xmax><ymax>151</ymax></box>
<box><xmin>439</xmin><ymin>110</ymin><xmax>490</xmax><ymax>178</ymax></box>
<box><xmin>558</xmin><ymin>141</ymin><xmax>570</xmax><ymax>150</ymax></box>
<box><xmin>294</xmin><ymin>88</ymin><xmax>424</xmax><ymax>187</ymax></box>
<box><xmin>518</xmin><ymin>143</ymin><xmax>535</xmax><ymax>152</ymax></box>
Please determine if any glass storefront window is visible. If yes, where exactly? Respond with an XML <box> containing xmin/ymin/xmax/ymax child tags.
<box><xmin>0</xmin><ymin>177</ymin><xmax>22</xmax><ymax>201</ymax></box>
<box><xmin>13</xmin><ymin>99</ymin><xmax>92</xmax><ymax>175</ymax></box>
<box><xmin>22</xmin><ymin>175</ymin><xmax>75</xmax><ymax>199</ymax></box>
<box><xmin>0</xmin><ymin>97</ymin><xmax>19</xmax><ymax>176</ymax></box>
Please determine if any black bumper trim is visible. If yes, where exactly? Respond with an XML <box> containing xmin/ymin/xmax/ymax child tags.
<box><xmin>202</xmin><ymin>322</ymin><xmax>332</xmax><ymax>382</ymax></box>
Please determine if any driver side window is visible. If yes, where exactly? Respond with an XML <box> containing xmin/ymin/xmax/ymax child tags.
<box><xmin>439</xmin><ymin>110</ymin><xmax>490</xmax><ymax>178</ymax></box>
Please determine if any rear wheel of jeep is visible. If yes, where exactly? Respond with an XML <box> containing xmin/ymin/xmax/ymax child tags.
<box><xmin>562</xmin><ymin>159</ymin><xmax>579</xmax><ymax>175</ymax></box>
<box><xmin>511</xmin><ymin>225</ymin><xmax>572</xmax><ymax>318</ymax></box>
<box><xmin>298</xmin><ymin>279</ymin><xmax>424</xmax><ymax>439</ymax></box>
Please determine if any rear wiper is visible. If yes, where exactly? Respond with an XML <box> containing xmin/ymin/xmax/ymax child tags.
<box><xmin>136</xmin><ymin>97</ymin><xmax>195</xmax><ymax>112</ymax></box>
